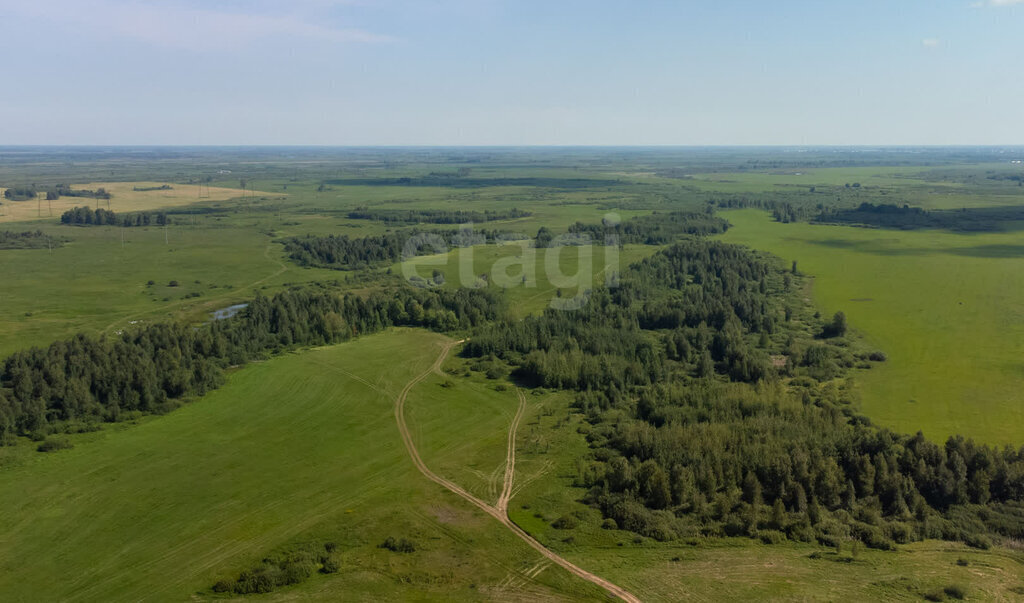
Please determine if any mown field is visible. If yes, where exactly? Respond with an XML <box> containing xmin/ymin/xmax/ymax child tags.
<box><xmin>719</xmin><ymin>209</ymin><xmax>1024</xmax><ymax>445</ymax></box>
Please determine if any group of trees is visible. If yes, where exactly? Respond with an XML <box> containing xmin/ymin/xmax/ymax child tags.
<box><xmin>60</xmin><ymin>206</ymin><xmax>172</xmax><ymax>227</ymax></box>
<box><xmin>3</xmin><ymin>187</ymin><xmax>37</xmax><ymax>201</ymax></box>
<box><xmin>0</xmin><ymin>230</ymin><xmax>66</xmax><ymax>250</ymax></box>
<box><xmin>283</xmin><ymin>228</ymin><xmax>521</xmax><ymax>270</ymax></box>
<box><xmin>463</xmin><ymin>238</ymin><xmax>1024</xmax><ymax>549</ymax></box>
<box><xmin>48</xmin><ymin>185</ymin><xmax>111</xmax><ymax>200</ymax></box>
<box><xmin>0</xmin><ymin>285</ymin><xmax>506</xmax><ymax>442</ymax></box>
<box><xmin>346</xmin><ymin>207</ymin><xmax>530</xmax><ymax>225</ymax></box>
<box><xmin>564</xmin><ymin>211</ymin><xmax>729</xmax><ymax>245</ymax></box>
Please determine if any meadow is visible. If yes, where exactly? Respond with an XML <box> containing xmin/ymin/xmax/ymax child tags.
<box><xmin>0</xmin><ymin>329</ymin><xmax>606</xmax><ymax>601</ymax></box>
<box><xmin>3</xmin><ymin>147</ymin><xmax>1024</xmax><ymax>601</ymax></box>
<box><xmin>719</xmin><ymin>209</ymin><xmax>1024</xmax><ymax>445</ymax></box>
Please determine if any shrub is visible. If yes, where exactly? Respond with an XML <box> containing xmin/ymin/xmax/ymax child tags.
<box><xmin>758</xmin><ymin>530</ymin><xmax>787</xmax><ymax>545</ymax></box>
<box><xmin>923</xmin><ymin>589</ymin><xmax>946</xmax><ymax>602</ymax></box>
<box><xmin>955</xmin><ymin>557</ymin><xmax>969</xmax><ymax>567</ymax></box>
<box><xmin>868</xmin><ymin>351</ymin><xmax>888</xmax><ymax>362</ymax></box>
<box><xmin>943</xmin><ymin>584</ymin><xmax>967</xmax><ymax>600</ymax></box>
<box><xmin>964</xmin><ymin>533</ymin><xmax>991</xmax><ymax>550</ymax></box>
<box><xmin>601</xmin><ymin>518</ymin><xmax>618</xmax><ymax>530</ymax></box>
<box><xmin>552</xmin><ymin>515</ymin><xmax>578</xmax><ymax>530</ymax></box>
<box><xmin>211</xmin><ymin>580</ymin><xmax>232</xmax><ymax>593</ymax></box>
<box><xmin>379</xmin><ymin>537</ymin><xmax>416</xmax><ymax>553</ymax></box>
<box><xmin>320</xmin><ymin>556</ymin><xmax>340</xmax><ymax>574</ymax></box>
<box><xmin>37</xmin><ymin>437</ymin><xmax>73</xmax><ymax>452</ymax></box>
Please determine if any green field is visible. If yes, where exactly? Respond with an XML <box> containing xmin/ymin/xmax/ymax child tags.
<box><xmin>719</xmin><ymin>209</ymin><xmax>1024</xmax><ymax>445</ymax></box>
<box><xmin>2</xmin><ymin>328</ymin><xmax>1021</xmax><ymax>602</ymax></box>
<box><xmin>0</xmin><ymin>329</ymin><xmax>612</xmax><ymax>601</ymax></box>
<box><xmin>4</xmin><ymin>148</ymin><xmax>1024</xmax><ymax>601</ymax></box>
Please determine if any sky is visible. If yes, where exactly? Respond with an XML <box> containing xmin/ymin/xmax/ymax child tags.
<box><xmin>1</xmin><ymin>0</ymin><xmax>1022</xmax><ymax>145</ymax></box>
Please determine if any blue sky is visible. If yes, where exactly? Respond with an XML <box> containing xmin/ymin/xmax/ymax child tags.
<box><xmin>1</xmin><ymin>0</ymin><xmax>1022</xmax><ymax>145</ymax></box>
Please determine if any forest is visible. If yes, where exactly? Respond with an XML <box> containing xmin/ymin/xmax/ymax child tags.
<box><xmin>462</xmin><ymin>238</ymin><xmax>1024</xmax><ymax>551</ymax></box>
<box><xmin>282</xmin><ymin>228</ymin><xmax>523</xmax><ymax>270</ymax></box>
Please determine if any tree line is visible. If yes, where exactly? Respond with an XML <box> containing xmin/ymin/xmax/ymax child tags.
<box><xmin>347</xmin><ymin>207</ymin><xmax>531</xmax><ymax>225</ymax></box>
<box><xmin>564</xmin><ymin>210</ymin><xmax>729</xmax><ymax>245</ymax></box>
<box><xmin>0</xmin><ymin>285</ymin><xmax>506</xmax><ymax>442</ymax></box>
<box><xmin>60</xmin><ymin>206</ymin><xmax>172</xmax><ymax>227</ymax></box>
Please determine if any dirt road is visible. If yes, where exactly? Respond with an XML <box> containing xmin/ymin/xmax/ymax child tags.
<box><xmin>393</xmin><ymin>339</ymin><xmax>641</xmax><ymax>603</ymax></box>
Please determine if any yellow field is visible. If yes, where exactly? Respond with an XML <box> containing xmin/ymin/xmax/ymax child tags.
<box><xmin>0</xmin><ymin>181</ymin><xmax>274</xmax><ymax>223</ymax></box>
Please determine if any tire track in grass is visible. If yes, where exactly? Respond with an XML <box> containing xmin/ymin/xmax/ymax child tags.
<box><xmin>393</xmin><ymin>339</ymin><xmax>641</xmax><ymax>603</ymax></box>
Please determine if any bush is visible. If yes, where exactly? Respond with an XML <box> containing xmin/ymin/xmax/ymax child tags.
<box><xmin>601</xmin><ymin>518</ymin><xmax>618</xmax><ymax>530</ymax></box>
<box><xmin>943</xmin><ymin>584</ymin><xmax>967</xmax><ymax>600</ymax></box>
<box><xmin>955</xmin><ymin>557</ymin><xmax>969</xmax><ymax>567</ymax></box>
<box><xmin>923</xmin><ymin>589</ymin><xmax>946</xmax><ymax>602</ymax></box>
<box><xmin>868</xmin><ymin>351</ymin><xmax>888</xmax><ymax>362</ymax></box>
<box><xmin>379</xmin><ymin>537</ymin><xmax>416</xmax><ymax>553</ymax></box>
<box><xmin>37</xmin><ymin>437</ymin><xmax>73</xmax><ymax>452</ymax></box>
<box><xmin>758</xmin><ymin>530</ymin><xmax>787</xmax><ymax>545</ymax></box>
<box><xmin>552</xmin><ymin>515</ymin><xmax>578</xmax><ymax>530</ymax></box>
<box><xmin>211</xmin><ymin>580</ymin><xmax>232</xmax><ymax>593</ymax></box>
<box><xmin>964</xmin><ymin>533</ymin><xmax>991</xmax><ymax>550</ymax></box>
<box><xmin>320</xmin><ymin>556</ymin><xmax>340</xmax><ymax>574</ymax></box>
<box><xmin>168</xmin><ymin>280</ymin><xmax>179</xmax><ymax>287</ymax></box>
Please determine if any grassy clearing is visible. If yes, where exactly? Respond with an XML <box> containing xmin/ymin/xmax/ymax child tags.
<box><xmin>718</xmin><ymin>209</ymin><xmax>1024</xmax><ymax>445</ymax></box>
<box><xmin>0</xmin><ymin>329</ymin><xmax>607</xmax><ymax>601</ymax></box>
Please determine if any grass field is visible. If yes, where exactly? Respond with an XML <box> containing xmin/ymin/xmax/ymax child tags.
<box><xmin>0</xmin><ymin>329</ymin><xmax>609</xmax><ymax>601</ymax></box>
<box><xmin>719</xmin><ymin>209</ymin><xmax>1024</xmax><ymax>445</ymax></box>
<box><xmin>0</xmin><ymin>221</ymin><xmax>340</xmax><ymax>357</ymax></box>
<box><xmin>3</xmin><ymin>326</ymin><xmax>1018</xmax><ymax>602</ymax></box>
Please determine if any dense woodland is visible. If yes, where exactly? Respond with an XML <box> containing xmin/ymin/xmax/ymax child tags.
<box><xmin>0</xmin><ymin>230</ymin><xmax>66</xmax><ymax>250</ymax></box>
<box><xmin>565</xmin><ymin>211</ymin><xmax>729</xmax><ymax>245</ymax></box>
<box><xmin>60</xmin><ymin>206</ymin><xmax>172</xmax><ymax>227</ymax></box>
<box><xmin>463</xmin><ymin>239</ymin><xmax>1024</xmax><ymax>550</ymax></box>
<box><xmin>282</xmin><ymin>228</ymin><xmax>522</xmax><ymax>270</ymax></box>
<box><xmin>347</xmin><ymin>207</ymin><xmax>530</xmax><ymax>224</ymax></box>
<box><xmin>0</xmin><ymin>286</ymin><xmax>505</xmax><ymax>442</ymax></box>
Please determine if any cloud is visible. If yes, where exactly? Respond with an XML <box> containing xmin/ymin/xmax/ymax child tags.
<box><xmin>1</xmin><ymin>0</ymin><xmax>394</xmax><ymax>51</ymax></box>
<box><xmin>922</xmin><ymin>38</ymin><xmax>941</xmax><ymax>47</ymax></box>
<box><xmin>971</xmin><ymin>0</ymin><xmax>1024</xmax><ymax>7</ymax></box>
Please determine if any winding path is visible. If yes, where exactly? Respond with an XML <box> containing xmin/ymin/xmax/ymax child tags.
<box><xmin>393</xmin><ymin>339</ymin><xmax>641</xmax><ymax>603</ymax></box>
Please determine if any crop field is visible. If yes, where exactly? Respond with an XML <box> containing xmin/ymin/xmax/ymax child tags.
<box><xmin>0</xmin><ymin>181</ymin><xmax>266</xmax><ymax>224</ymax></box>
<box><xmin>719</xmin><ymin>209</ymin><xmax>1024</xmax><ymax>444</ymax></box>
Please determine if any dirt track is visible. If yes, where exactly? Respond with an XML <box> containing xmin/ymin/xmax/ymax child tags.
<box><xmin>393</xmin><ymin>339</ymin><xmax>641</xmax><ymax>603</ymax></box>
